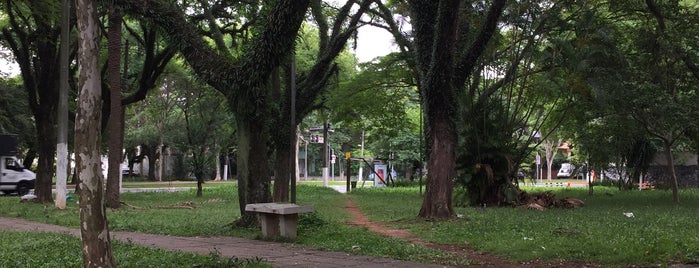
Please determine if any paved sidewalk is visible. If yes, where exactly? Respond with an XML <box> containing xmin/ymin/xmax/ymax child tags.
<box><xmin>0</xmin><ymin>217</ymin><xmax>448</xmax><ymax>268</ymax></box>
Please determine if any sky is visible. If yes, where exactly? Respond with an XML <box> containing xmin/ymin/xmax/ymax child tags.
<box><xmin>0</xmin><ymin>49</ymin><xmax>20</xmax><ymax>77</ymax></box>
<box><xmin>1</xmin><ymin>23</ymin><xmax>398</xmax><ymax>77</ymax></box>
<box><xmin>353</xmin><ymin>25</ymin><xmax>396</xmax><ymax>63</ymax></box>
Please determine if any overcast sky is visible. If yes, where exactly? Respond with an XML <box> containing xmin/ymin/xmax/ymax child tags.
<box><xmin>0</xmin><ymin>22</ymin><xmax>398</xmax><ymax>77</ymax></box>
<box><xmin>353</xmin><ymin>25</ymin><xmax>395</xmax><ymax>62</ymax></box>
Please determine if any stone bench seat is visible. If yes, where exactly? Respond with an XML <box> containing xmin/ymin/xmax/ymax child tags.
<box><xmin>245</xmin><ymin>203</ymin><xmax>314</xmax><ymax>239</ymax></box>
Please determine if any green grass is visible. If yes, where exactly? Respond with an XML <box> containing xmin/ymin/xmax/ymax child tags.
<box><xmin>2</xmin><ymin>183</ymin><xmax>699</xmax><ymax>266</ymax></box>
<box><xmin>0</xmin><ymin>231</ymin><xmax>270</xmax><ymax>267</ymax></box>
<box><xmin>351</xmin><ymin>186</ymin><xmax>699</xmax><ymax>266</ymax></box>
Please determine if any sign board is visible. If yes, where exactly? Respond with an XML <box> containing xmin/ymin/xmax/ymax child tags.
<box><xmin>373</xmin><ymin>164</ymin><xmax>387</xmax><ymax>187</ymax></box>
<box><xmin>0</xmin><ymin>134</ymin><xmax>18</xmax><ymax>156</ymax></box>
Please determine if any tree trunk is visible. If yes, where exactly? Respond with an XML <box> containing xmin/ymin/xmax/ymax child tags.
<box><xmin>235</xmin><ymin>110</ymin><xmax>272</xmax><ymax>226</ymax></box>
<box><xmin>158</xmin><ymin>139</ymin><xmax>164</xmax><ymax>181</ymax></box>
<box><xmin>272</xmin><ymin>66</ymin><xmax>291</xmax><ymax>203</ymax></box>
<box><xmin>75</xmin><ymin>0</ymin><xmax>116</xmax><ymax>265</ymax></box>
<box><xmin>195</xmin><ymin>161</ymin><xmax>204</xmax><ymax>197</ymax></box>
<box><xmin>419</xmin><ymin>119</ymin><xmax>456</xmax><ymax>218</ymax></box>
<box><xmin>106</xmin><ymin>6</ymin><xmax>124</xmax><ymax>209</ymax></box>
<box><xmin>214</xmin><ymin>146</ymin><xmax>221</xmax><ymax>181</ymax></box>
<box><xmin>544</xmin><ymin>139</ymin><xmax>562</xmax><ymax>181</ymax></box>
<box><xmin>115</xmin><ymin>0</ymin><xmax>309</xmax><ymax>226</ymax></box>
<box><xmin>35</xmin><ymin>118</ymin><xmax>56</xmax><ymax>203</ymax></box>
<box><xmin>662</xmin><ymin>141</ymin><xmax>680</xmax><ymax>204</ymax></box>
<box><xmin>21</xmin><ymin>149</ymin><xmax>37</xmax><ymax>172</ymax></box>
<box><xmin>1</xmin><ymin>1</ymin><xmax>61</xmax><ymax>204</ymax></box>
<box><xmin>55</xmin><ymin>0</ymin><xmax>71</xmax><ymax>210</ymax></box>
<box><xmin>416</xmin><ymin>0</ymin><xmax>460</xmax><ymax>220</ymax></box>
<box><xmin>273</xmin><ymin>141</ymin><xmax>292</xmax><ymax>202</ymax></box>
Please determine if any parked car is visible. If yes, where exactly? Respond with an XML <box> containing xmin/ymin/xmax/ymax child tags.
<box><xmin>122</xmin><ymin>168</ymin><xmax>140</xmax><ymax>176</ymax></box>
<box><xmin>557</xmin><ymin>163</ymin><xmax>575</xmax><ymax>178</ymax></box>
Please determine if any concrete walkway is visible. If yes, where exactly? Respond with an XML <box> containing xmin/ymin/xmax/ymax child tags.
<box><xmin>0</xmin><ymin>217</ymin><xmax>447</xmax><ymax>268</ymax></box>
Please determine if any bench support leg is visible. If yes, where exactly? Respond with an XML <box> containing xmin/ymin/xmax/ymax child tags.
<box><xmin>279</xmin><ymin>214</ymin><xmax>298</xmax><ymax>239</ymax></box>
<box><xmin>258</xmin><ymin>213</ymin><xmax>280</xmax><ymax>238</ymax></box>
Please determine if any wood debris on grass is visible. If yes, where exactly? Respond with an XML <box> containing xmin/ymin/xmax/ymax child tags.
<box><xmin>515</xmin><ymin>190</ymin><xmax>585</xmax><ymax>210</ymax></box>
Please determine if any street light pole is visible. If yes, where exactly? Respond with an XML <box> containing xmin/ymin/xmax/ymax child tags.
<box><xmin>358</xmin><ymin>129</ymin><xmax>364</xmax><ymax>181</ymax></box>
<box><xmin>290</xmin><ymin>54</ymin><xmax>297</xmax><ymax>203</ymax></box>
<box><xmin>322</xmin><ymin>120</ymin><xmax>329</xmax><ymax>187</ymax></box>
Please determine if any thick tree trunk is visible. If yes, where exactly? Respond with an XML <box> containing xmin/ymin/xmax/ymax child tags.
<box><xmin>419</xmin><ymin>119</ymin><xmax>456</xmax><ymax>218</ymax></box>
<box><xmin>55</xmin><ymin>0</ymin><xmax>71</xmax><ymax>210</ymax></box>
<box><xmin>272</xmin><ymin>66</ymin><xmax>291</xmax><ymax>203</ymax></box>
<box><xmin>116</xmin><ymin>0</ymin><xmax>308</xmax><ymax>226</ymax></box>
<box><xmin>76</xmin><ymin>0</ymin><xmax>116</xmax><ymax>265</ymax></box>
<box><xmin>273</xmin><ymin>141</ymin><xmax>292</xmax><ymax>202</ymax></box>
<box><xmin>235</xmin><ymin>108</ymin><xmax>272</xmax><ymax>226</ymax></box>
<box><xmin>35</xmin><ymin>119</ymin><xmax>56</xmax><ymax>203</ymax></box>
<box><xmin>1</xmin><ymin>1</ymin><xmax>61</xmax><ymax>204</ymax></box>
<box><xmin>414</xmin><ymin>0</ymin><xmax>460</xmax><ymax>220</ymax></box>
<box><xmin>106</xmin><ymin>7</ymin><xmax>124</xmax><ymax>209</ymax></box>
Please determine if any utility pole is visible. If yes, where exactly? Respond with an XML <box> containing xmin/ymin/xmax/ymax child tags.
<box><xmin>358</xmin><ymin>129</ymin><xmax>364</xmax><ymax>182</ymax></box>
<box><xmin>290</xmin><ymin>54</ymin><xmax>297</xmax><ymax>203</ymax></box>
<box><xmin>322</xmin><ymin>120</ymin><xmax>329</xmax><ymax>187</ymax></box>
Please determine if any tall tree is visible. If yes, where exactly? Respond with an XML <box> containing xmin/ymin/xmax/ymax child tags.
<box><xmin>75</xmin><ymin>0</ymin><xmax>116</xmax><ymax>265</ymax></box>
<box><xmin>556</xmin><ymin>0</ymin><xmax>698</xmax><ymax>202</ymax></box>
<box><xmin>272</xmin><ymin>0</ymin><xmax>372</xmax><ymax>202</ymax></box>
<box><xmin>406</xmin><ymin>0</ymin><xmax>506</xmax><ymax>219</ymax></box>
<box><xmin>117</xmin><ymin>0</ymin><xmax>310</xmax><ymax>226</ymax></box>
<box><xmin>106</xmin><ymin>4</ymin><xmax>124</xmax><ymax>208</ymax></box>
<box><xmin>171</xmin><ymin>72</ymin><xmax>233</xmax><ymax>197</ymax></box>
<box><xmin>1</xmin><ymin>1</ymin><xmax>62</xmax><ymax>203</ymax></box>
<box><xmin>624</xmin><ymin>0</ymin><xmax>698</xmax><ymax>203</ymax></box>
<box><xmin>109</xmin><ymin>19</ymin><xmax>177</xmax><ymax>185</ymax></box>
<box><xmin>56</xmin><ymin>0</ymin><xmax>71</xmax><ymax>210</ymax></box>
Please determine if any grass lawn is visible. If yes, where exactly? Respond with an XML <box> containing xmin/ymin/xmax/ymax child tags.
<box><xmin>351</xmin><ymin>186</ymin><xmax>699</xmax><ymax>266</ymax></box>
<box><xmin>0</xmin><ymin>231</ymin><xmax>270</xmax><ymax>267</ymax></box>
<box><xmin>2</xmin><ymin>182</ymin><xmax>698</xmax><ymax>267</ymax></box>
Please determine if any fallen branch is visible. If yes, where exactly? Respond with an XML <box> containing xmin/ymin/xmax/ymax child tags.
<box><xmin>120</xmin><ymin>201</ymin><xmax>146</xmax><ymax>210</ymax></box>
<box><xmin>120</xmin><ymin>201</ymin><xmax>195</xmax><ymax>210</ymax></box>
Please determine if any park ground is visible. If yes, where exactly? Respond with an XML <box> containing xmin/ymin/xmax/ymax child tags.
<box><xmin>1</xmin><ymin>180</ymin><xmax>698</xmax><ymax>267</ymax></box>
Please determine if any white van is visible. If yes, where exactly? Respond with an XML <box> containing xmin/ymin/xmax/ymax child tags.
<box><xmin>0</xmin><ymin>155</ymin><xmax>36</xmax><ymax>195</ymax></box>
<box><xmin>557</xmin><ymin>163</ymin><xmax>575</xmax><ymax>178</ymax></box>
<box><xmin>1</xmin><ymin>134</ymin><xmax>36</xmax><ymax>196</ymax></box>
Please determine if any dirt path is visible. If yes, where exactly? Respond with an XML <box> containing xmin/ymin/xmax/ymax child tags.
<box><xmin>343</xmin><ymin>197</ymin><xmax>598</xmax><ymax>268</ymax></box>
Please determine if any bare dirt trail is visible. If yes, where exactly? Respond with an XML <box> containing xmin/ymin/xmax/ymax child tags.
<box><xmin>343</xmin><ymin>197</ymin><xmax>598</xmax><ymax>268</ymax></box>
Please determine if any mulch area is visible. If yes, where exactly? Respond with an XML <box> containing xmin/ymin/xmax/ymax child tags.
<box><xmin>343</xmin><ymin>197</ymin><xmax>600</xmax><ymax>268</ymax></box>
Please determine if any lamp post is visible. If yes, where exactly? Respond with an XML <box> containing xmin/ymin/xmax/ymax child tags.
<box><xmin>342</xmin><ymin>143</ymin><xmax>351</xmax><ymax>192</ymax></box>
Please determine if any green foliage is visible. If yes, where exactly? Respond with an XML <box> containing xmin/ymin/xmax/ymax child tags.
<box><xmin>327</xmin><ymin>53</ymin><xmax>421</xmax><ymax>169</ymax></box>
<box><xmin>456</xmin><ymin>96</ymin><xmax>524</xmax><ymax>206</ymax></box>
<box><xmin>0</xmin><ymin>78</ymin><xmax>35</xmax><ymax>151</ymax></box>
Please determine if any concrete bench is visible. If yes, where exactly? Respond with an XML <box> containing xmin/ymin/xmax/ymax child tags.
<box><xmin>245</xmin><ymin>202</ymin><xmax>314</xmax><ymax>239</ymax></box>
